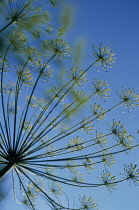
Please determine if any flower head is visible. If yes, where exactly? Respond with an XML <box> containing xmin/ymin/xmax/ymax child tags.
<box><xmin>5</xmin><ymin>28</ymin><xmax>26</xmax><ymax>52</ymax></box>
<box><xmin>90</xmin><ymin>103</ymin><xmax>106</xmax><ymax>121</ymax></box>
<box><xmin>108</xmin><ymin>120</ymin><xmax>127</xmax><ymax>139</ymax></box>
<box><xmin>92</xmin><ymin>78</ymin><xmax>110</xmax><ymax>99</ymax></box>
<box><xmin>15</xmin><ymin>65</ymin><xmax>34</xmax><ymax>87</ymax></box>
<box><xmin>49</xmin><ymin>182</ymin><xmax>63</xmax><ymax>195</ymax></box>
<box><xmin>71</xmin><ymin>170</ymin><xmax>84</xmax><ymax>184</ymax></box>
<box><xmin>68</xmin><ymin>136</ymin><xmax>84</xmax><ymax>152</ymax></box>
<box><xmin>107</xmin><ymin>120</ymin><xmax>133</xmax><ymax>148</ymax></box>
<box><xmin>67</xmin><ymin>66</ymin><xmax>88</xmax><ymax>86</ymax></box>
<box><xmin>101</xmin><ymin>151</ymin><xmax>114</xmax><ymax>167</ymax></box>
<box><xmin>121</xmin><ymin>164</ymin><xmax>139</xmax><ymax>186</ymax></box>
<box><xmin>73</xmin><ymin>90</ymin><xmax>89</xmax><ymax>105</ymax></box>
<box><xmin>79</xmin><ymin>195</ymin><xmax>98</xmax><ymax>210</ymax></box>
<box><xmin>92</xmin><ymin>43</ymin><xmax>115</xmax><ymax>71</ymax></box>
<box><xmin>117</xmin><ymin>87</ymin><xmax>139</xmax><ymax>111</ymax></box>
<box><xmin>3</xmin><ymin>81</ymin><xmax>16</xmax><ymax>95</ymax></box>
<box><xmin>99</xmin><ymin>169</ymin><xmax>117</xmax><ymax>192</ymax></box>
<box><xmin>23</xmin><ymin>47</ymin><xmax>42</xmax><ymax>66</ymax></box>
<box><xmin>1</xmin><ymin>0</ymin><xmax>55</xmax><ymax>38</ymax></box>
<box><xmin>95</xmin><ymin>132</ymin><xmax>108</xmax><ymax>148</ymax></box>
<box><xmin>43</xmin><ymin>38</ymin><xmax>71</xmax><ymax>60</ymax></box>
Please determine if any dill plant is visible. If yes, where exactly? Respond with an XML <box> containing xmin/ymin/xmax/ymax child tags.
<box><xmin>0</xmin><ymin>1</ymin><xmax>139</xmax><ymax>210</ymax></box>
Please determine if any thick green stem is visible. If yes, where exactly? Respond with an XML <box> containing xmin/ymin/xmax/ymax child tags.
<box><xmin>0</xmin><ymin>162</ymin><xmax>13</xmax><ymax>180</ymax></box>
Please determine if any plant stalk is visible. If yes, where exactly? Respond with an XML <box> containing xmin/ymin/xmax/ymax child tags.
<box><xmin>0</xmin><ymin>20</ymin><xmax>14</xmax><ymax>33</ymax></box>
<box><xmin>0</xmin><ymin>162</ymin><xmax>13</xmax><ymax>180</ymax></box>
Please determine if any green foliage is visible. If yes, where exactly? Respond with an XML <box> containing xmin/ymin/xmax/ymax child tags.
<box><xmin>0</xmin><ymin>1</ymin><xmax>139</xmax><ymax>210</ymax></box>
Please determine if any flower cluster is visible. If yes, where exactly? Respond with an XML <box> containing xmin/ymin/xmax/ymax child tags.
<box><xmin>108</xmin><ymin>120</ymin><xmax>133</xmax><ymax>148</ymax></box>
<box><xmin>108</xmin><ymin>120</ymin><xmax>125</xmax><ymax>137</ymax></box>
<box><xmin>90</xmin><ymin>103</ymin><xmax>106</xmax><ymax>121</ymax></box>
<box><xmin>79</xmin><ymin>195</ymin><xmax>98</xmax><ymax>210</ymax></box>
<box><xmin>37</xmin><ymin>63</ymin><xmax>53</xmax><ymax>82</ymax></box>
<box><xmin>95</xmin><ymin>132</ymin><xmax>108</xmax><ymax>148</ymax></box>
<box><xmin>50</xmin><ymin>86</ymin><xmax>66</xmax><ymax>101</ymax></box>
<box><xmin>26</xmin><ymin>95</ymin><xmax>47</xmax><ymax>109</ymax></box>
<box><xmin>92</xmin><ymin>78</ymin><xmax>110</xmax><ymax>99</ymax></box>
<box><xmin>61</xmin><ymin>103</ymin><xmax>77</xmax><ymax>118</ymax></box>
<box><xmin>23</xmin><ymin>47</ymin><xmax>42</xmax><ymax>66</ymax></box>
<box><xmin>2</xmin><ymin>81</ymin><xmax>15</xmax><ymax>95</ymax></box>
<box><xmin>92</xmin><ymin>43</ymin><xmax>115</xmax><ymax>71</ymax></box>
<box><xmin>68</xmin><ymin>136</ymin><xmax>84</xmax><ymax>152</ymax></box>
<box><xmin>5</xmin><ymin>29</ymin><xmax>26</xmax><ymax>52</ymax></box>
<box><xmin>99</xmin><ymin>170</ymin><xmax>117</xmax><ymax>192</ymax></box>
<box><xmin>42</xmin><ymin>38</ymin><xmax>71</xmax><ymax>60</ymax></box>
<box><xmin>101</xmin><ymin>151</ymin><xmax>115</xmax><ymax>167</ymax></box>
<box><xmin>73</xmin><ymin>90</ymin><xmax>89</xmax><ymax>105</ymax></box>
<box><xmin>121</xmin><ymin>163</ymin><xmax>139</xmax><ymax>186</ymax></box>
<box><xmin>15</xmin><ymin>65</ymin><xmax>34</xmax><ymax>87</ymax></box>
<box><xmin>71</xmin><ymin>169</ymin><xmax>84</xmax><ymax>184</ymax></box>
<box><xmin>1</xmin><ymin>0</ymin><xmax>57</xmax><ymax>38</ymax></box>
<box><xmin>117</xmin><ymin>87</ymin><xmax>139</xmax><ymax>111</ymax></box>
<box><xmin>49</xmin><ymin>182</ymin><xmax>63</xmax><ymax>195</ymax></box>
<box><xmin>67</xmin><ymin>66</ymin><xmax>88</xmax><ymax>86</ymax></box>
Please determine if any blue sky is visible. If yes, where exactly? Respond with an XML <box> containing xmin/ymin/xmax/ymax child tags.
<box><xmin>1</xmin><ymin>0</ymin><xmax>139</xmax><ymax>210</ymax></box>
<box><xmin>59</xmin><ymin>1</ymin><xmax>139</xmax><ymax>210</ymax></box>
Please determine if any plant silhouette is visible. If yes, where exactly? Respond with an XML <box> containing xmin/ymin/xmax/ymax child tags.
<box><xmin>0</xmin><ymin>1</ymin><xmax>139</xmax><ymax>209</ymax></box>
